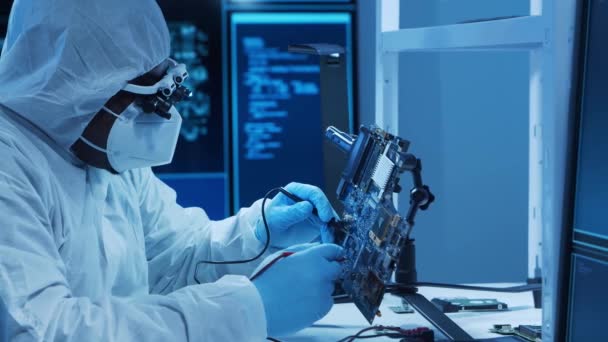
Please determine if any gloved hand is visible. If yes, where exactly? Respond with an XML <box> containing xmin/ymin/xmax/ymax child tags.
<box><xmin>252</xmin><ymin>243</ymin><xmax>344</xmax><ymax>337</ymax></box>
<box><xmin>255</xmin><ymin>182</ymin><xmax>337</xmax><ymax>249</ymax></box>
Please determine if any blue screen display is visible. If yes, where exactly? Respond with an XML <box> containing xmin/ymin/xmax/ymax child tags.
<box><xmin>155</xmin><ymin>21</ymin><xmax>226</xmax><ymax>174</ymax></box>
<box><xmin>574</xmin><ymin>0</ymin><xmax>608</xmax><ymax>241</ymax></box>
<box><xmin>153</xmin><ymin>3</ymin><xmax>229</xmax><ymax>219</ymax></box>
<box><xmin>567</xmin><ymin>254</ymin><xmax>608</xmax><ymax>340</ymax></box>
<box><xmin>231</xmin><ymin>12</ymin><xmax>352</xmax><ymax>209</ymax></box>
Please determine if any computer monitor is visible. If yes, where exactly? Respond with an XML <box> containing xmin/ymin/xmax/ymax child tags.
<box><xmin>571</xmin><ymin>0</ymin><xmax>608</xmax><ymax>250</ymax></box>
<box><xmin>562</xmin><ymin>0</ymin><xmax>608</xmax><ymax>340</ymax></box>
<box><xmin>228</xmin><ymin>11</ymin><xmax>355</xmax><ymax>210</ymax></box>
<box><xmin>155</xmin><ymin>1</ymin><xmax>229</xmax><ymax>219</ymax></box>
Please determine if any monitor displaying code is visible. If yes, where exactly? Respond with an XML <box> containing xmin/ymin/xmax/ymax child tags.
<box><xmin>230</xmin><ymin>12</ymin><xmax>353</xmax><ymax>209</ymax></box>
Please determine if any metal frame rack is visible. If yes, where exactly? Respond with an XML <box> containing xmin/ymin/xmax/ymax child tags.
<box><xmin>373</xmin><ymin>1</ymin><xmax>579</xmax><ymax>340</ymax></box>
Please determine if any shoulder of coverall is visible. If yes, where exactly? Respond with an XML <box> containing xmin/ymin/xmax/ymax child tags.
<box><xmin>0</xmin><ymin>106</ymin><xmax>58</xmax><ymax>210</ymax></box>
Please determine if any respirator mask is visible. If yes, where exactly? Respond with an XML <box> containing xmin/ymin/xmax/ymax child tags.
<box><xmin>74</xmin><ymin>59</ymin><xmax>192</xmax><ymax>173</ymax></box>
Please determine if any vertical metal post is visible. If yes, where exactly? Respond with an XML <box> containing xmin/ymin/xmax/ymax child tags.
<box><xmin>376</xmin><ymin>0</ymin><xmax>400</xmax><ymax>207</ymax></box>
<box><xmin>528</xmin><ymin>0</ymin><xmax>544</xmax><ymax>303</ymax></box>
<box><xmin>375</xmin><ymin>0</ymin><xmax>400</xmax><ymax>132</ymax></box>
<box><xmin>531</xmin><ymin>0</ymin><xmax>579</xmax><ymax>340</ymax></box>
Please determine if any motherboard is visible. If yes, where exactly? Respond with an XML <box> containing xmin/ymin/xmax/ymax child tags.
<box><xmin>325</xmin><ymin>125</ymin><xmax>434</xmax><ymax>323</ymax></box>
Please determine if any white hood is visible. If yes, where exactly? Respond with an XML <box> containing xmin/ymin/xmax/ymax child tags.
<box><xmin>0</xmin><ymin>0</ymin><xmax>171</xmax><ymax>149</ymax></box>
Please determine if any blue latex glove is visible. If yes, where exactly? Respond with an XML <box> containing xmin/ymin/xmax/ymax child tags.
<box><xmin>252</xmin><ymin>243</ymin><xmax>344</xmax><ymax>337</ymax></box>
<box><xmin>255</xmin><ymin>182</ymin><xmax>337</xmax><ymax>248</ymax></box>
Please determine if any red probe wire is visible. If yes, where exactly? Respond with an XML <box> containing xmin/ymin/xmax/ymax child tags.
<box><xmin>250</xmin><ymin>251</ymin><xmax>346</xmax><ymax>281</ymax></box>
<box><xmin>250</xmin><ymin>251</ymin><xmax>295</xmax><ymax>281</ymax></box>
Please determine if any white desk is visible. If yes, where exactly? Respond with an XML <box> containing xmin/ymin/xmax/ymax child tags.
<box><xmin>284</xmin><ymin>284</ymin><xmax>541</xmax><ymax>341</ymax></box>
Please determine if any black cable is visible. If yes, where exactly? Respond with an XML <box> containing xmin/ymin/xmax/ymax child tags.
<box><xmin>347</xmin><ymin>333</ymin><xmax>406</xmax><ymax>339</ymax></box>
<box><xmin>338</xmin><ymin>326</ymin><xmax>392</xmax><ymax>342</ymax></box>
<box><xmin>266</xmin><ymin>337</ymin><xmax>282</xmax><ymax>342</ymax></box>
<box><xmin>194</xmin><ymin>187</ymin><xmax>282</xmax><ymax>284</ymax></box>
<box><xmin>341</xmin><ymin>333</ymin><xmax>420</xmax><ymax>341</ymax></box>
<box><xmin>336</xmin><ymin>327</ymin><xmax>375</xmax><ymax>342</ymax></box>
<box><xmin>337</xmin><ymin>326</ymin><xmax>427</xmax><ymax>342</ymax></box>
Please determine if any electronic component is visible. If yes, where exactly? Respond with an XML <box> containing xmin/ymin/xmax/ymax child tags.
<box><xmin>326</xmin><ymin>125</ymin><xmax>434</xmax><ymax>323</ymax></box>
<box><xmin>389</xmin><ymin>302</ymin><xmax>415</xmax><ymax>314</ymax></box>
<box><xmin>489</xmin><ymin>324</ymin><xmax>542</xmax><ymax>342</ymax></box>
<box><xmin>490</xmin><ymin>324</ymin><xmax>516</xmax><ymax>335</ymax></box>
<box><xmin>431</xmin><ymin>298</ymin><xmax>509</xmax><ymax>313</ymax></box>
<box><xmin>516</xmin><ymin>325</ymin><xmax>542</xmax><ymax>342</ymax></box>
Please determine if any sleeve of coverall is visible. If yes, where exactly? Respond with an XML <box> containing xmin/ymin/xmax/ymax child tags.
<box><xmin>135</xmin><ymin>167</ymin><xmax>275</xmax><ymax>292</ymax></box>
<box><xmin>0</xmin><ymin>151</ymin><xmax>267</xmax><ymax>342</ymax></box>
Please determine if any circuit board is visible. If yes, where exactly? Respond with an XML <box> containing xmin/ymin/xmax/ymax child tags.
<box><xmin>325</xmin><ymin>125</ymin><xmax>424</xmax><ymax>323</ymax></box>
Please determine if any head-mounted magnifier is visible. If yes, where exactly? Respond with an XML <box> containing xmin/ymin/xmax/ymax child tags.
<box><xmin>122</xmin><ymin>59</ymin><xmax>193</xmax><ymax>119</ymax></box>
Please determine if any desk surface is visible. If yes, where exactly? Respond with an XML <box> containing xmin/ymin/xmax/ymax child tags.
<box><xmin>284</xmin><ymin>284</ymin><xmax>541</xmax><ymax>341</ymax></box>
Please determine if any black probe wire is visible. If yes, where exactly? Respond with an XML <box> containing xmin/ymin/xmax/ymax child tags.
<box><xmin>337</xmin><ymin>326</ymin><xmax>423</xmax><ymax>342</ymax></box>
<box><xmin>343</xmin><ymin>333</ymin><xmax>413</xmax><ymax>340</ymax></box>
<box><xmin>194</xmin><ymin>187</ymin><xmax>283</xmax><ymax>284</ymax></box>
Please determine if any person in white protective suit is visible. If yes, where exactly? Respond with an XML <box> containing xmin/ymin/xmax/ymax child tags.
<box><xmin>0</xmin><ymin>0</ymin><xmax>344</xmax><ymax>340</ymax></box>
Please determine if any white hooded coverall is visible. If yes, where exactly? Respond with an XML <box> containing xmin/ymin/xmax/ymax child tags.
<box><xmin>0</xmin><ymin>0</ymin><xmax>270</xmax><ymax>340</ymax></box>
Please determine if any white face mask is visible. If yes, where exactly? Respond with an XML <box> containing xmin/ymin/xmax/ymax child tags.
<box><xmin>80</xmin><ymin>104</ymin><xmax>182</xmax><ymax>173</ymax></box>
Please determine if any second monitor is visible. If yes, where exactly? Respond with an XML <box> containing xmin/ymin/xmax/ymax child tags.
<box><xmin>229</xmin><ymin>11</ymin><xmax>355</xmax><ymax>211</ymax></box>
